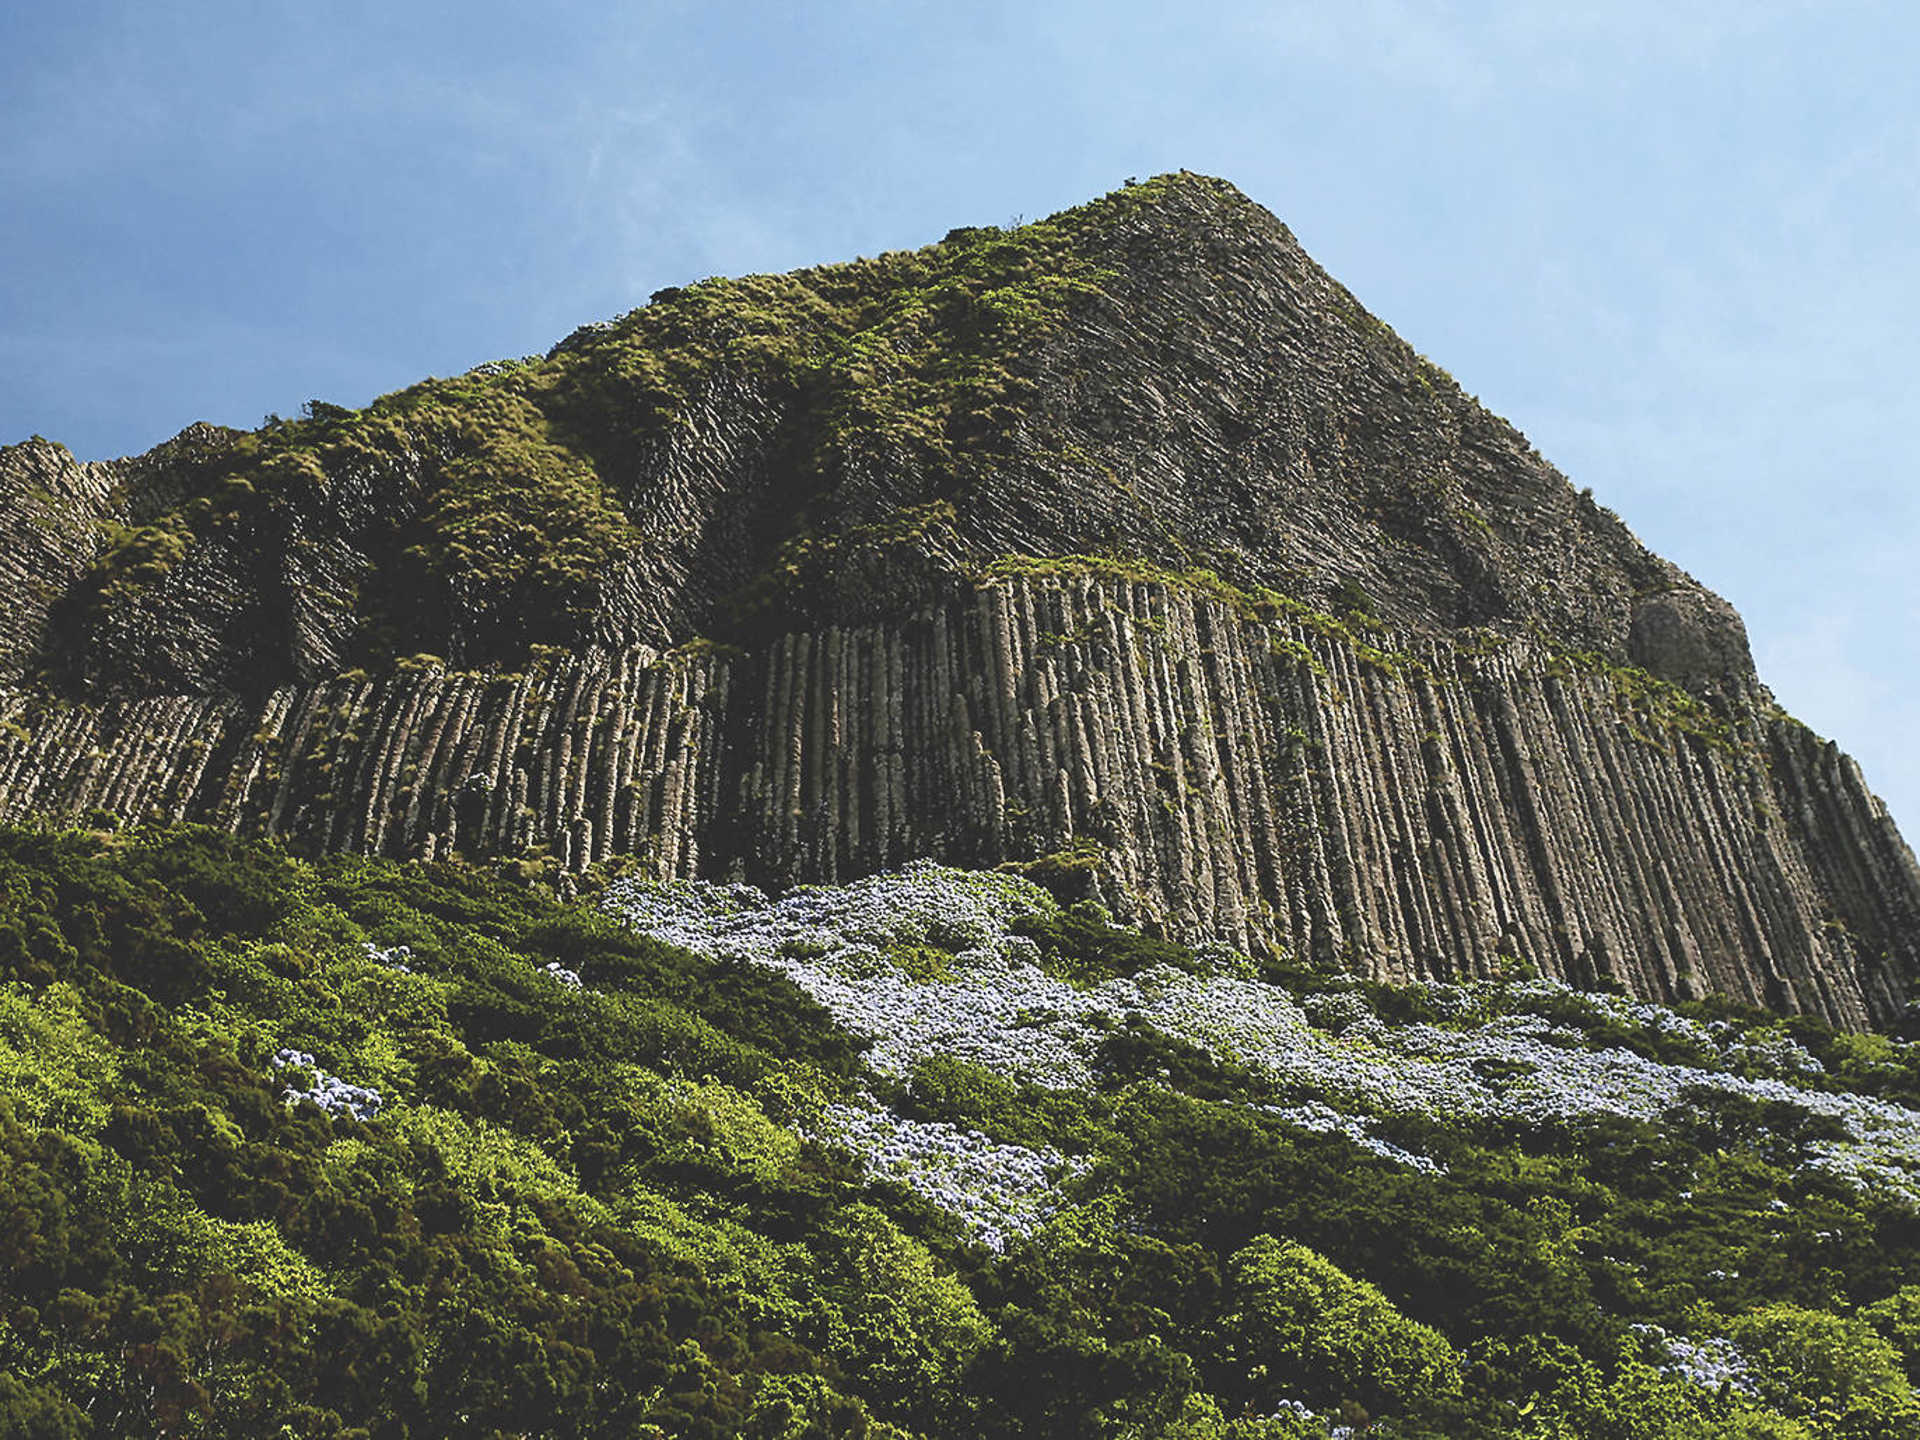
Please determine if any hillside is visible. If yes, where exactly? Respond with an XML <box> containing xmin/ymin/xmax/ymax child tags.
<box><xmin>2</xmin><ymin>173</ymin><xmax>1914</xmax><ymax>1030</ymax></box>
<box><xmin>5</xmin><ymin>825</ymin><xmax>1920</xmax><ymax>1437</ymax></box>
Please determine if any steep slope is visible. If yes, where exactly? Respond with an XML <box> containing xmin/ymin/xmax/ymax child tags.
<box><xmin>0</xmin><ymin>174</ymin><xmax>1752</xmax><ymax>691</ymax></box>
<box><xmin>1</xmin><ymin>173</ymin><xmax>1914</xmax><ymax>1027</ymax></box>
<box><xmin>6</xmin><ymin>828</ymin><xmax>1920</xmax><ymax>1437</ymax></box>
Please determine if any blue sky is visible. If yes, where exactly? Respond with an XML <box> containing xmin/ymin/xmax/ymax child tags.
<box><xmin>5</xmin><ymin>1</ymin><xmax>1918</xmax><ymax>833</ymax></box>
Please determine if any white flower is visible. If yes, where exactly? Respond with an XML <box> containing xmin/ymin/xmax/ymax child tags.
<box><xmin>606</xmin><ymin>865</ymin><xmax>1920</xmax><ymax>1222</ymax></box>
<box><xmin>271</xmin><ymin>1047</ymin><xmax>382</xmax><ymax>1121</ymax></box>
<box><xmin>814</xmin><ymin>1097</ymin><xmax>1085</xmax><ymax>1250</ymax></box>
<box><xmin>363</xmin><ymin>941</ymin><xmax>413</xmax><ymax>973</ymax></box>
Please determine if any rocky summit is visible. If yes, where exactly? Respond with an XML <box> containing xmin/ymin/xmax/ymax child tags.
<box><xmin>2</xmin><ymin>172</ymin><xmax>1915</xmax><ymax>1028</ymax></box>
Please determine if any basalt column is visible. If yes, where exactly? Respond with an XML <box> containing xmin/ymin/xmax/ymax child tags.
<box><xmin>0</xmin><ymin>574</ymin><xmax>1914</xmax><ymax>1029</ymax></box>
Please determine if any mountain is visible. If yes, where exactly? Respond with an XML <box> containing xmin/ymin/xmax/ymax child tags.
<box><xmin>8</xmin><ymin>174</ymin><xmax>1920</xmax><ymax>1438</ymax></box>
<box><xmin>2</xmin><ymin>172</ymin><xmax>1916</xmax><ymax>1030</ymax></box>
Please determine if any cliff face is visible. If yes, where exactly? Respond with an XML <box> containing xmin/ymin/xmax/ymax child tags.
<box><xmin>2</xmin><ymin>173</ymin><xmax>1915</xmax><ymax>1027</ymax></box>
<box><xmin>0</xmin><ymin>570</ymin><xmax>1913</xmax><ymax>1029</ymax></box>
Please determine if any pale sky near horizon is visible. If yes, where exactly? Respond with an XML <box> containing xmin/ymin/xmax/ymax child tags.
<box><xmin>4</xmin><ymin>2</ymin><xmax>1918</xmax><ymax>835</ymax></box>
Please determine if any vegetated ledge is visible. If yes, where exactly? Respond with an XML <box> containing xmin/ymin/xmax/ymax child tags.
<box><xmin>0</xmin><ymin>564</ymin><xmax>1913</xmax><ymax>1032</ymax></box>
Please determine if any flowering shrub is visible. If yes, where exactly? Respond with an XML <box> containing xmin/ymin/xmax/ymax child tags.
<box><xmin>818</xmin><ymin>1097</ymin><xmax>1084</xmax><ymax>1251</ymax></box>
<box><xmin>269</xmin><ymin>1047</ymin><xmax>383</xmax><ymax>1120</ymax></box>
<box><xmin>608</xmin><ymin>864</ymin><xmax>1920</xmax><ymax>1210</ymax></box>
<box><xmin>364</xmin><ymin>941</ymin><xmax>413</xmax><ymax>973</ymax></box>
<box><xmin>1633</xmin><ymin>1323</ymin><xmax>1756</xmax><ymax>1395</ymax></box>
<box><xmin>5</xmin><ymin>825</ymin><xmax>1918</xmax><ymax>1437</ymax></box>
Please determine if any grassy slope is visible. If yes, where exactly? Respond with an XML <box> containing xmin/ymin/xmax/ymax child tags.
<box><xmin>2</xmin><ymin>827</ymin><xmax>1919</xmax><ymax>1437</ymax></box>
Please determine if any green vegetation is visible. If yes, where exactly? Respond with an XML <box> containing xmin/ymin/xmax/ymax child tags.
<box><xmin>1013</xmin><ymin>899</ymin><xmax>1210</xmax><ymax>986</ymax></box>
<box><xmin>76</xmin><ymin>180</ymin><xmax>1226</xmax><ymax>670</ymax></box>
<box><xmin>1543</xmin><ymin>647</ymin><xmax>1741</xmax><ymax>752</ymax></box>
<box><xmin>0</xmin><ymin>826</ymin><xmax>879</xmax><ymax>1436</ymax></box>
<box><xmin>1217</xmin><ymin>1236</ymin><xmax>1464</xmax><ymax>1420</ymax></box>
<box><xmin>998</xmin><ymin>839</ymin><xmax>1109</xmax><ymax>906</ymax></box>
<box><xmin>979</xmin><ymin>552</ymin><xmax>1416</xmax><ymax>676</ymax></box>
<box><xmin>3</xmin><ymin>825</ymin><xmax>1919</xmax><ymax>1436</ymax></box>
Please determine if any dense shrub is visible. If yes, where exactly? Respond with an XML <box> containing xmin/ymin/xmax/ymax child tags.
<box><xmin>1215</xmin><ymin>1235</ymin><xmax>1464</xmax><ymax>1420</ymax></box>
<box><xmin>3</xmin><ymin>823</ymin><xmax>1920</xmax><ymax>1436</ymax></box>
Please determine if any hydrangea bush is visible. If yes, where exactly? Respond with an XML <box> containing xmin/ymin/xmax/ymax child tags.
<box><xmin>818</xmin><ymin>1098</ymin><xmax>1085</xmax><ymax>1251</ymax></box>
<box><xmin>607</xmin><ymin>863</ymin><xmax>1920</xmax><ymax>1214</ymax></box>
<box><xmin>270</xmin><ymin>1047</ymin><xmax>383</xmax><ymax>1121</ymax></box>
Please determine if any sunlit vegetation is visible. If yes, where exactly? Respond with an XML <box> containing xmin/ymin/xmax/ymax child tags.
<box><xmin>68</xmin><ymin>181</ymin><xmax>1227</xmax><ymax>672</ymax></box>
<box><xmin>2</xmin><ymin>825</ymin><xmax>1919</xmax><ymax>1436</ymax></box>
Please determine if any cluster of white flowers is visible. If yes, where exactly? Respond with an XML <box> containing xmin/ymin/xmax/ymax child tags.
<box><xmin>1721</xmin><ymin>1030</ymin><xmax>1828</xmax><ymax>1079</ymax></box>
<box><xmin>608</xmin><ymin>863</ymin><xmax>1040</xmax><ymax>972</ymax></box>
<box><xmin>1266</xmin><ymin>1398</ymin><xmax>1348</xmax><ymax>1436</ymax></box>
<box><xmin>542</xmin><ymin>961</ymin><xmax>583</xmax><ymax>989</ymax></box>
<box><xmin>363</xmin><ymin>941</ymin><xmax>412</xmax><ymax>973</ymax></box>
<box><xmin>271</xmin><ymin>1048</ymin><xmax>383</xmax><ymax>1121</ymax></box>
<box><xmin>1374</xmin><ymin>1015</ymin><xmax>1920</xmax><ymax>1202</ymax></box>
<box><xmin>819</xmin><ymin>1098</ymin><xmax>1085</xmax><ymax>1250</ymax></box>
<box><xmin>1257</xmin><ymin>1101</ymin><xmax>1444</xmax><ymax>1174</ymax></box>
<box><xmin>1301</xmin><ymin>988</ymin><xmax>1381</xmax><ymax>1036</ymax></box>
<box><xmin>1632</xmin><ymin>1323</ymin><xmax>1755</xmax><ymax>1394</ymax></box>
<box><xmin>606</xmin><ymin>864</ymin><xmax>1920</xmax><ymax>1216</ymax></box>
<box><xmin>610</xmin><ymin>864</ymin><xmax>1109</xmax><ymax>1084</ymax></box>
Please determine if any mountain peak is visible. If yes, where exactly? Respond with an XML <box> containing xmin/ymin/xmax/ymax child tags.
<box><xmin>7</xmin><ymin>173</ymin><xmax>1743</xmax><ymax>703</ymax></box>
<box><xmin>0</xmin><ymin>177</ymin><xmax>1910</xmax><ymax>1030</ymax></box>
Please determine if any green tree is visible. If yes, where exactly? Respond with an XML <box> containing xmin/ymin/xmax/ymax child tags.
<box><xmin>816</xmin><ymin>1204</ymin><xmax>994</xmax><ymax>1429</ymax></box>
<box><xmin>1861</xmin><ymin>1287</ymin><xmax>1920</xmax><ymax>1385</ymax></box>
<box><xmin>1213</xmin><ymin>1235</ymin><xmax>1462</xmax><ymax>1425</ymax></box>
<box><xmin>1728</xmin><ymin>1303</ymin><xmax>1920</xmax><ymax>1440</ymax></box>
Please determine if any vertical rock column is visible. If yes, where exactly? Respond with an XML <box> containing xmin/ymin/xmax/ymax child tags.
<box><xmin>711</xmin><ymin>574</ymin><xmax>1916</xmax><ymax>1026</ymax></box>
<box><xmin>0</xmin><ymin>645</ymin><xmax>737</xmax><ymax>877</ymax></box>
<box><xmin>0</xmin><ymin>572</ymin><xmax>1913</xmax><ymax>1027</ymax></box>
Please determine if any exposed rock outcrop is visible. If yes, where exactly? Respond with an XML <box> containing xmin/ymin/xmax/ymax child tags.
<box><xmin>3</xmin><ymin>173</ymin><xmax>1915</xmax><ymax>1028</ymax></box>
<box><xmin>0</xmin><ymin>438</ymin><xmax>123</xmax><ymax>678</ymax></box>
<box><xmin>0</xmin><ymin>572</ymin><xmax>1912</xmax><ymax>1029</ymax></box>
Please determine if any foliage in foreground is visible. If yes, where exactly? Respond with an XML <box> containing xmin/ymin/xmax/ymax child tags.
<box><xmin>1</xmin><ymin>825</ymin><xmax>1918</xmax><ymax>1438</ymax></box>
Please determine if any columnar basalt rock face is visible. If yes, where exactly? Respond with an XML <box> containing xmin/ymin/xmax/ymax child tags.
<box><xmin>0</xmin><ymin>439</ymin><xmax>124</xmax><ymax>678</ymax></box>
<box><xmin>0</xmin><ymin>645</ymin><xmax>732</xmax><ymax>877</ymax></box>
<box><xmin>5</xmin><ymin>173</ymin><xmax>1917</xmax><ymax>1028</ymax></box>
<box><xmin>0</xmin><ymin>573</ymin><xmax>1913</xmax><ymax>1029</ymax></box>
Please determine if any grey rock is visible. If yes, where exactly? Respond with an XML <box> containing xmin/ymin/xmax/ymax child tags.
<box><xmin>3</xmin><ymin>174</ymin><xmax>1915</xmax><ymax>1030</ymax></box>
<box><xmin>0</xmin><ymin>573</ymin><xmax>1912</xmax><ymax>1029</ymax></box>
